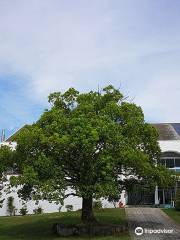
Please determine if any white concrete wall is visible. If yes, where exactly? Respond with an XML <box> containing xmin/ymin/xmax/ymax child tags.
<box><xmin>0</xmin><ymin>175</ymin><xmax>118</xmax><ymax>216</ymax></box>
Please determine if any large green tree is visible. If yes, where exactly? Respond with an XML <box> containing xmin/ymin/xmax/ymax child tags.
<box><xmin>6</xmin><ymin>86</ymin><xmax>173</xmax><ymax>223</ymax></box>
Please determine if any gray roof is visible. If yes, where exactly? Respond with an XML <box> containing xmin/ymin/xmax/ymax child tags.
<box><xmin>152</xmin><ymin>123</ymin><xmax>180</xmax><ymax>141</ymax></box>
<box><xmin>5</xmin><ymin>125</ymin><xmax>29</xmax><ymax>142</ymax></box>
<box><xmin>5</xmin><ymin>123</ymin><xmax>180</xmax><ymax>142</ymax></box>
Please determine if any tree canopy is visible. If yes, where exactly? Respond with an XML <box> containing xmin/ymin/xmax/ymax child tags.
<box><xmin>0</xmin><ymin>85</ymin><xmax>174</xmax><ymax>222</ymax></box>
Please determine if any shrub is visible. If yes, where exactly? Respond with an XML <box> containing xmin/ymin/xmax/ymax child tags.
<box><xmin>65</xmin><ymin>204</ymin><xmax>73</xmax><ymax>212</ymax></box>
<box><xmin>175</xmin><ymin>189</ymin><xmax>180</xmax><ymax>211</ymax></box>
<box><xmin>108</xmin><ymin>195</ymin><xmax>120</xmax><ymax>208</ymax></box>
<box><xmin>7</xmin><ymin>196</ymin><xmax>15</xmax><ymax>216</ymax></box>
<box><xmin>33</xmin><ymin>206</ymin><xmax>43</xmax><ymax>214</ymax></box>
<box><xmin>0</xmin><ymin>198</ymin><xmax>5</xmax><ymax>208</ymax></box>
<box><xmin>19</xmin><ymin>206</ymin><xmax>28</xmax><ymax>215</ymax></box>
<box><xmin>93</xmin><ymin>200</ymin><xmax>102</xmax><ymax>209</ymax></box>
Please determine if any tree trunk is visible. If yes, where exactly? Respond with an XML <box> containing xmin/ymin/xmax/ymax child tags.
<box><xmin>81</xmin><ymin>196</ymin><xmax>96</xmax><ymax>223</ymax></box>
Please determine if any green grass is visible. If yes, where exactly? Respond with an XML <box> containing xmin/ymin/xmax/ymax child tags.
<box><xmin>0</xmin><ymin>209</ymin><xmax>130</xmax><ymax>240</ymax></box>
<box><xmin>162</xmin><ymin>208</ymin><xmax>180</xmax><ymax>225</ymax></box>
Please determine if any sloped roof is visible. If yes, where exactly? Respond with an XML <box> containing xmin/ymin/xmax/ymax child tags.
<box><xmin>5</xmin><ymin>123</ymin><xmax>180</xmax><ymax>142</ymax></box>
<box><xmin>171</xmin><ymin>123</ymin><xmax>180</xmax><ymax>136</ymax></box>
<box><xmin>6</xmin><ymin>125</ymin><xmax>29</xmax><ymax>142</ymax></box>
<box><xmin>153</xmin><ymin>123</ymin><xmax>180</xmax><ymax>141</ymax></box>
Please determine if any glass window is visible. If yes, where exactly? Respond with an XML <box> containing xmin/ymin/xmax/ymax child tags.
<box><xmin>159</xmin><ymin>158</ymin><xmax>166</xmax><ymax>165</ymax></box>
<box><xmin>175</xmin><ymin>158</ymin><xmax>180</xmax><ymax>167</ymax></box>
<box><xmin>161</xmin><ymin>152</ymin><xmax>180</xmax><ymax>158</ymax></box>
<box><xmin>165</xmin><ymin>158</ymin><xmax>175</xmax><ymax>168</ymax></box>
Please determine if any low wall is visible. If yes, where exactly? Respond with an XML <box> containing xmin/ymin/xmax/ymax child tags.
<box><xmin>53</xmin><ymin>223</ymin><xmax>128</xmax><ymax>237</ymax></box>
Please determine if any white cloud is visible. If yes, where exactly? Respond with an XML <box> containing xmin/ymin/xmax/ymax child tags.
<box><xmin>0</xmin><ymin>0</ymin><xmax>180</xmax><ymax>124</ymax></box>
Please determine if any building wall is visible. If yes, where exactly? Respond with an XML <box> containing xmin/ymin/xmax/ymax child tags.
<box><xmin>0</xmin><ymin>174</ymin><xmax>120</xmax><ymax>216</ymax></box>
<box><xmin>0</xmin><ymin>176</ymin><xmax>116</xmax><ymax>216</ymax></box>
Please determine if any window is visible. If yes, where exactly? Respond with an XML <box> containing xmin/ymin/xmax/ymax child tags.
<box><xmin>165</xmin><ymin>158</ymin><xmax>175</xmax><ymax>168</ymax></box>
<box><xmin>161</xmin><ymin>152</ymin><xmax>180</xmax><ymax>158</ymax></box>
<box><xmin>160</xmin><ymin>152</ymin><xmax>180</xmax><ymax>169</ymax></box>
<box><xmin>175</xmin><ymin>158</ymin><xmax>180</xmax><ymax>167</ymax></box>
<box><xmin>159</xmin><ymin>158</ymin><xmax>166</xmax><ymax>166</ymax></box>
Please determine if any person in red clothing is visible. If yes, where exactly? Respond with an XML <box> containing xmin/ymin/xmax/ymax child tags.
<box><xmin>118</xmin><ymin>200</ymin><xmax>124</xmax><ymax>208</ymax></box>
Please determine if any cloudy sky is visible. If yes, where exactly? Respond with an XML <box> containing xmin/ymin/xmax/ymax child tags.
<box><xmin>0</xmin><ymin>0</ymin><xmax>180</xmax><ymax>135</ymax></box>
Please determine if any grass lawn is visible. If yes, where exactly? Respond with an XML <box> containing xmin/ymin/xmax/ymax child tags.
<box><xmin>0</xmin><ymin>209</ymin><xmax>131</xmax><ymax>240</ymax></box>
<box><xmin>162</xmin><ymin>208</ymin><xmax>180</xmax><ymax>225</ymax></box>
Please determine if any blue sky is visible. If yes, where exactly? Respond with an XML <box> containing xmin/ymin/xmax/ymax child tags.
<box><xmin>0</xmin><ymin>0</ymin><xmax>180</xmax><ymax>137</ymax></box>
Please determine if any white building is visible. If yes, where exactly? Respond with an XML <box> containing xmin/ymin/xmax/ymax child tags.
<box><xmin>154</xmin><ymin>123</ymin><xmax>180</xmax><ymax>206</ymax></box>
<box><xmin>127</xmin><ymin>123</ymin><xmax>180</xmax><ymax>206</ymax></box>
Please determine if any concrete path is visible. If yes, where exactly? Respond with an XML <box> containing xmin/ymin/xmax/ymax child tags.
<box><xmin>125</xmin><ymin>208</ymin><xmax>180</xmax><ymax>240</ymax></box>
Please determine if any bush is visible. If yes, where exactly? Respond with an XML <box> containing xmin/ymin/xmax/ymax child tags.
<box><xmin>175</xmin><ymin>189</ymin><xmax>180</xmax><ymax>211</ymax></box>
<box><xmin>7</xmin><ymin>196</ymin><xmax>16</xmax><ymax>216</ymax></box>
<box><xmin>65</xmin><ymin>204</ymin><xmax>73</xmax><ymax>212</ymax></box>
<box><xmin>93</xmin><ymin>200</ymin><xmax>102</xmax><ymax>209</ymax></box>
<box><xmin>19</xmin><ymin>206</ymin><xmax>28</xmax><ymax>215</ymax></box>
<box><xmin>33</xmin><ymin>206</ymin><xmax>43</xmax><ymax>214</ymax></box>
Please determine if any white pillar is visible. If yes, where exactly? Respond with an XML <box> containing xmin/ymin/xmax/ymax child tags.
<box><xmin>155</xmin><ymin>186</ymin><xmax>159</xmax><ymax>205</ymax></box>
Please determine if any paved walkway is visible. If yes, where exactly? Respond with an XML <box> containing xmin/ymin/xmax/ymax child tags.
<box><xmin>125</xmin><ymin>208</ymin><xmax>180</xmax><ymax>240</ymax></box>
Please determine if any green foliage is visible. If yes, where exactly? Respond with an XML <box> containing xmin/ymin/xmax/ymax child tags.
<box><xmin>163</xmin><ymin>208</ymin><xmax>180</xmax><ymax>224</ymax></box>
<box><xmin>19</xmin><ymin>206</ymin><xmax>28</xmax><ymax>215</ymax></box>
<box><xmin>93</xmin><ymin>200</ymin><xmax>102</xmax><ymax>209</ymax></box>
<box><xmin>65</xmin><ymin>204</ymin><xmax>73</xmax><ymax>212</ymax></box>
<box><xmin>33</xmin><ymin>206</ymin><xmax>43</xmax><ymax>214</ymax></box>
<box><xmin>0</xmin><ymin>146</ymin><xmax>15</xmax><ymax>208</ymax></box>
<box><xmin>5</xmin><ymin>85</ymin><xmax>173</xmax><ymax>220</ymax></box>
<box><xmin>7</xmin><ymin>196</ymin><xmax>15</xmax><ymax>216</ymax></box>
<box><xmin>0</xmin><ymin>197</ymin><xmax>5</xmax><ymax>208</ymax></box>
<box><xmin>0</xmin><ymin>145</ymin><xmax>14</xmax><ymax>178</ymax></box>
<box><xmin>108</xmin><ymin>195</ymin><xmax>120</xmax><ymax>208</ymax></box>
<box><xmin>175</xmin><ymin>189</ymin><xmax>180</xmax><ymax>211</ymax></box>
